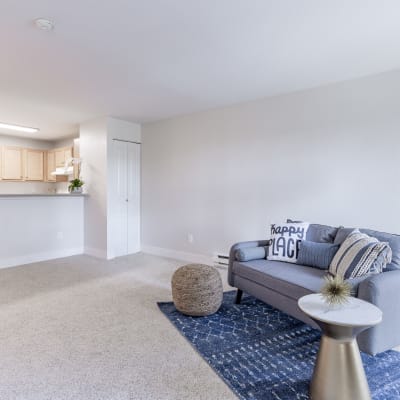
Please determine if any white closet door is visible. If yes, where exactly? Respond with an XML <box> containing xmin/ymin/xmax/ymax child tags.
<box><xmin>113</xmin><ymin>140</ymin><xmax>128</xmax><ymax>257</ymax></box>
<box><xmin>127</xmin><ymin>142</ymin><xmax>141</xmax><ymax>254</ymax></box>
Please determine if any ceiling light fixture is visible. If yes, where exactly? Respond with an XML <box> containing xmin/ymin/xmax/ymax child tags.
<box><xmin>0</xmin><ymin>122</ymin><xmax>39</xmax><ymax>133</ymax></box>
<box><xmin>34</xmin><ymin>18</ymin><xmax>55</xmax><ymax>31</ymax></box>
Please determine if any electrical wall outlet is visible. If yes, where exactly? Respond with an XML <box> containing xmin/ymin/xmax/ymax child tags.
<box><xmin>57</xmin><ymin>231</ymin><xmax>64</xmax><ymax>240</ymax></box>
<box><xmin>187</xmin><ymin>233</ymin><xmax>194</xmax><ymax>243</ymax></box>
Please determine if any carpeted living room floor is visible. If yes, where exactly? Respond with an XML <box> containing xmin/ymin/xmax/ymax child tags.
<box><xmin>0</xmin><ymin>253</ymin><xmax>237</xmax><ymax>400</ymax></box>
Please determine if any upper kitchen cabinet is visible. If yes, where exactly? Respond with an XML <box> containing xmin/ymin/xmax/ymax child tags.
<box><xmin>55</xmin><ymin>146</ymin><xmax>73</xmax><ymax>168</ymax></box>
<box><xmin>0</xmin><ymin>141</ymin><xmax>75</xmax><ymax>183</ymax></box>
<box><xmin>25</xmin><ymin>149</ymin><xmax>44</xmax><ymax>181</ymax></box>
<box><xmin>65</xmin><ymin>147</ymin><xmax>72</xmax><ymax>161</ymax></box>
<box><xmin>46</xmin><ymin>150</ymin><xmax>56</xmax><ymax>182</ymax></box>
<box><xmin>1</xmin><ymin>146</ymin><xmax>24</xmax><ymax>180</ymax></box>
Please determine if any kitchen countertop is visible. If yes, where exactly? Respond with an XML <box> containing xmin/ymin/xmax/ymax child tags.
<box><xmin>0</xmin><ymin>193</ymin><xmax>87</xmax><ymax>197</ymax></box>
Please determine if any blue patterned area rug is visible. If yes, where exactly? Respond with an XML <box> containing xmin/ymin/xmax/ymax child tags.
<box><xmin>158</xmin><ymin>291</ymin><xmax>400</xmax><ymax>400</ymax></box>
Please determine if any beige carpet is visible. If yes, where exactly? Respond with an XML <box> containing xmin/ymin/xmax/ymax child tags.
<box><xmin>0</xmin><ymin>253</ymin><xmax>237</xmax><ymax>400</ymax></box>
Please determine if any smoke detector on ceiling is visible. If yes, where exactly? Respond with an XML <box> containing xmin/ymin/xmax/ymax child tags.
<box><xmin>34</xmin><ymin>18</ymin><xmax>55</xmax><ymax>31</ymax></box>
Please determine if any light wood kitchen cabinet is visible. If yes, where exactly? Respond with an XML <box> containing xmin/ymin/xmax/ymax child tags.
<box><xmin>55</xmin><ymin>147</ymin><xmax>73</xmax><ymax>168</ymax></box>
<box><xmin>55</xmin><ymin>149</ymin><xmax>65</xmax><ymax>167</ymax></box>
<box><xmin>46</xmin><ymin>151</ymin><xmax>56</xmax><ymax>182</ymax></box>
<box><xmin>1</xmin><ymin>146</ymin><xmax>24</xmax><ymax>180</ymax></box>
<box><xmin>25</xmin><ymin>149</ymin><xmax>44</xmax><ymax>181</ymax></box>
<box><xmin>65</xmin><ymin>147</ymin><xmax>72</xmax><ymax>162</ymax></box>
<box><xmin>0</xmin><ymin>144</ymin><xmax>73</xmax><ymax>183</ymax></box>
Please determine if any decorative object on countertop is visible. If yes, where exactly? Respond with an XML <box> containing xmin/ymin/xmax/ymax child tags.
<box><xmin>68</xmin><ymin>157</ymin><xmax>84</xmax><ymax>193</ymax></box>
<box><xmin>158</xmin><ymin>291</ymin><xmax>400</xmax><ymax>400</ymax></box>
<box><xmin>68</xmin><ymin>178</ymin><xmax>84</xmax><ymax>193</ymax></box>
<box><xmin>320</xmin><ymin>274</ymin><xmax>352</xmax><ymax>308</ymax></box>
<box><xmin>171</xmin><ymin>264</ymin><xmax>223</xmax><ymax>316</ymax></box>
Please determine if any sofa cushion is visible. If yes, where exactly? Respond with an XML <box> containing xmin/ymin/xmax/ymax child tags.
<box><xmin>236</xmin><ymin>246</ymin><xmax>266</xmax><ymax>262</ymax></box>
<box><xmin>232</xmin><ymin>259</ymin><xmax>326</xmax><ymax>300</ymax></box>
<box><xmin>287</xmin><ymin>219</ymin><xmax>338</xmax><ymax>243</ymax></box>
<box><xmin>297</xmin><ymin>241</ymin><xmax>339</xmax><ymax>270</ymax></box>
<box><xmin>334</xmin><ymin>227</ymin><xmax>400</xmax><ymax>271</ymax></box>
<box><xmin>307</xmin><ymin>224</ymin><xmax>339</xmax><ymax>243</ymax></box>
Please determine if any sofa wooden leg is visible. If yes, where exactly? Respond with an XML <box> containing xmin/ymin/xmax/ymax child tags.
<box><xmin>235</xmin><ymin>289</ymin><xmax>243</xmax><ymax>304</ymax></box>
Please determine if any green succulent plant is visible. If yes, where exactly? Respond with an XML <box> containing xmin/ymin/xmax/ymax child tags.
<box><xmin>68</xmin><ymin>178</ymin><xmax>84</xmax><ymax>192</ymax></box>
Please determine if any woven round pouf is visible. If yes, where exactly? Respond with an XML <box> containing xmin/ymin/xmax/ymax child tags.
<box><xmin>171</xmin><ymin>264</ymin><xmax>223</xmax><ymax>316</ymax></box>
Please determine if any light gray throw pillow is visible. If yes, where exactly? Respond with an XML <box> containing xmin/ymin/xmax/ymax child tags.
<box><xmin>236</xmin><ymin>247</ymin><xmax>266</xmax><ymax>262</ymax></box>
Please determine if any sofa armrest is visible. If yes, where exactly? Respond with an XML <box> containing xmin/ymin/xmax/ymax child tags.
<box><xmin>357</xmin><ymin>270</ymin><xmax>400</xmax><ymax>354</ymax></box>
<box><xmin>228</xmin><ymin>240</ymin><xmax>270</xmax><ymax>286</ymax></box>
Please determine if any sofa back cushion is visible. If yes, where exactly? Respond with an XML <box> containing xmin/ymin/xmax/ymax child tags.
<box><xmin>307</xmin><ymin>224</ymin><xmax>338</xmax><ymax>243</ymax></box>
<box><xmin>287</xmin><ymin>219</ymin><xmax>338</xmax><ymax>243</ymax></box>
<box><xmin>334</xmin><ymin>227</ymin><xmax>400</xmax><ymax>271</ymax></box>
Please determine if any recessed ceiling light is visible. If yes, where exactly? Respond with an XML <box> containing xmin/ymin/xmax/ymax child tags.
<box><xmin>0</xmin><ymin>122</ymin><xmax>39</xmax><ymax>133</ymax></box>
<box><xmin>34</xmin><ymin>18</ymin><xmax>55</xmax><ymax>31</ymax></box>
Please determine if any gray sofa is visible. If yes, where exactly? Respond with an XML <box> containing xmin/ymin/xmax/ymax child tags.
<box><xmin>228</xmin><ymin>224</ymin><xmax>400</xmax><ymax>355</ymax></box>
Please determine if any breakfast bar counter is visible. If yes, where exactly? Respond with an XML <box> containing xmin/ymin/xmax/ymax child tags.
<box><xmin>0</xmin><ymin>194</ymin><xmax>85</xmax><ymax>268</ymax></box>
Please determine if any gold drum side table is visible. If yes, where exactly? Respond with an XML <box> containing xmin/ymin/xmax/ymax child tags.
<box><xmin>298</xmin><ymin>293</ymin><xmax>382</xmax><ymax>400</ymax></box>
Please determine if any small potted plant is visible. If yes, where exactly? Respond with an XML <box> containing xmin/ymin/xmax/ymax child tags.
<box><xmin>68</xmin><ymin>178</ymin><xmax>84</xmax><ymax>193</ymax></box>
<box><xmin>67</xmin><ymin>157</ymin><xmax>84</xmax><ymax>194</ymax></box>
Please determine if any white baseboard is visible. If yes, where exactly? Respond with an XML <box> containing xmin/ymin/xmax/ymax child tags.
<box><xmin>84</xmin><ymin>247</ymin><xmax>108</xmax><ymax>259</ymax></box>
<box><xmin>0</xmin><ymin>247</ymin><xmax>84</xmax><ymax>270</ymax></box>
<box><xmin>141</xmin><ymin>245</ymin><xmax>213</xmax><ymax>265</ymax></box>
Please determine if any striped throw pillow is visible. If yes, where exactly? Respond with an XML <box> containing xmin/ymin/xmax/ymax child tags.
<box><xmin>329</xmin><ymin>229</ymin><xmax>392</xmax><ymax>279</ymax></box>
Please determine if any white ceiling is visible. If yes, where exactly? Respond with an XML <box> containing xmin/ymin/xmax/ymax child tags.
<box><xmin>1</xmin><ymin>0</ymin><xmax>400</xmax><ymax>140</ymax></box>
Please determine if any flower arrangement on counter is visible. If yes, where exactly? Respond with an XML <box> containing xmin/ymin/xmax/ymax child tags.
<box><xmin>67</xmin><ymin>158</ymin><xmax>84</xmax><ymax>193</ymax></box>
<box><xmin>68</xmin><ymin>178</ymin><xmax>84</xmax><ymax>193</ymax></box>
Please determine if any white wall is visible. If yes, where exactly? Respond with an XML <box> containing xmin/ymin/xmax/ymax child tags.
<box><xmin>80</xmin><ymin>117</ymin><xmax>141</xmax><ymax>259</ymax></box>
<box><xmin>0</xmin><ymin>134</ymin><xmax>54</xmax><ymax>149</ymax></box>
<box><xmin>0</xmin><ymin>196</ymin><xmax>84</xmax><ymax>268</ymax></box>
<box><xmin>107</xmin><ymin>118</ymin><xmax>141</xmax><ymax>144</ymax></box>
<box><xmin>80</xmin><ymin>117</ymin><xmax>108</xmax><ymax>258</ymax></box>
<box><xmin>142</xmin><ymin>69</ymin><xmax>400</xmax><ymax>260</ymax></box>
<box><xmin>0</xmin><ymin>181</ymin><xmax>54</xmax><ymax>195</ymax></box>
<box><xmin>53</xmin><ymin>137</ymin><xmax>76</xmax><ymax>148</ymax></box>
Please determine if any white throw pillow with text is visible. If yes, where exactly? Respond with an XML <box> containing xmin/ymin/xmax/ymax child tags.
<box><xmin>267</xmin><ymin>222</ymin><xmax>309</xmax><ymax>263</ymax></box>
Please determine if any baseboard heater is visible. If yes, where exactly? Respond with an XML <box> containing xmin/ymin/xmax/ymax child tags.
<box><xmin>213</xmin><ymin>252</ymin><xmax>229</xmax><ymax>268</ymax></box>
